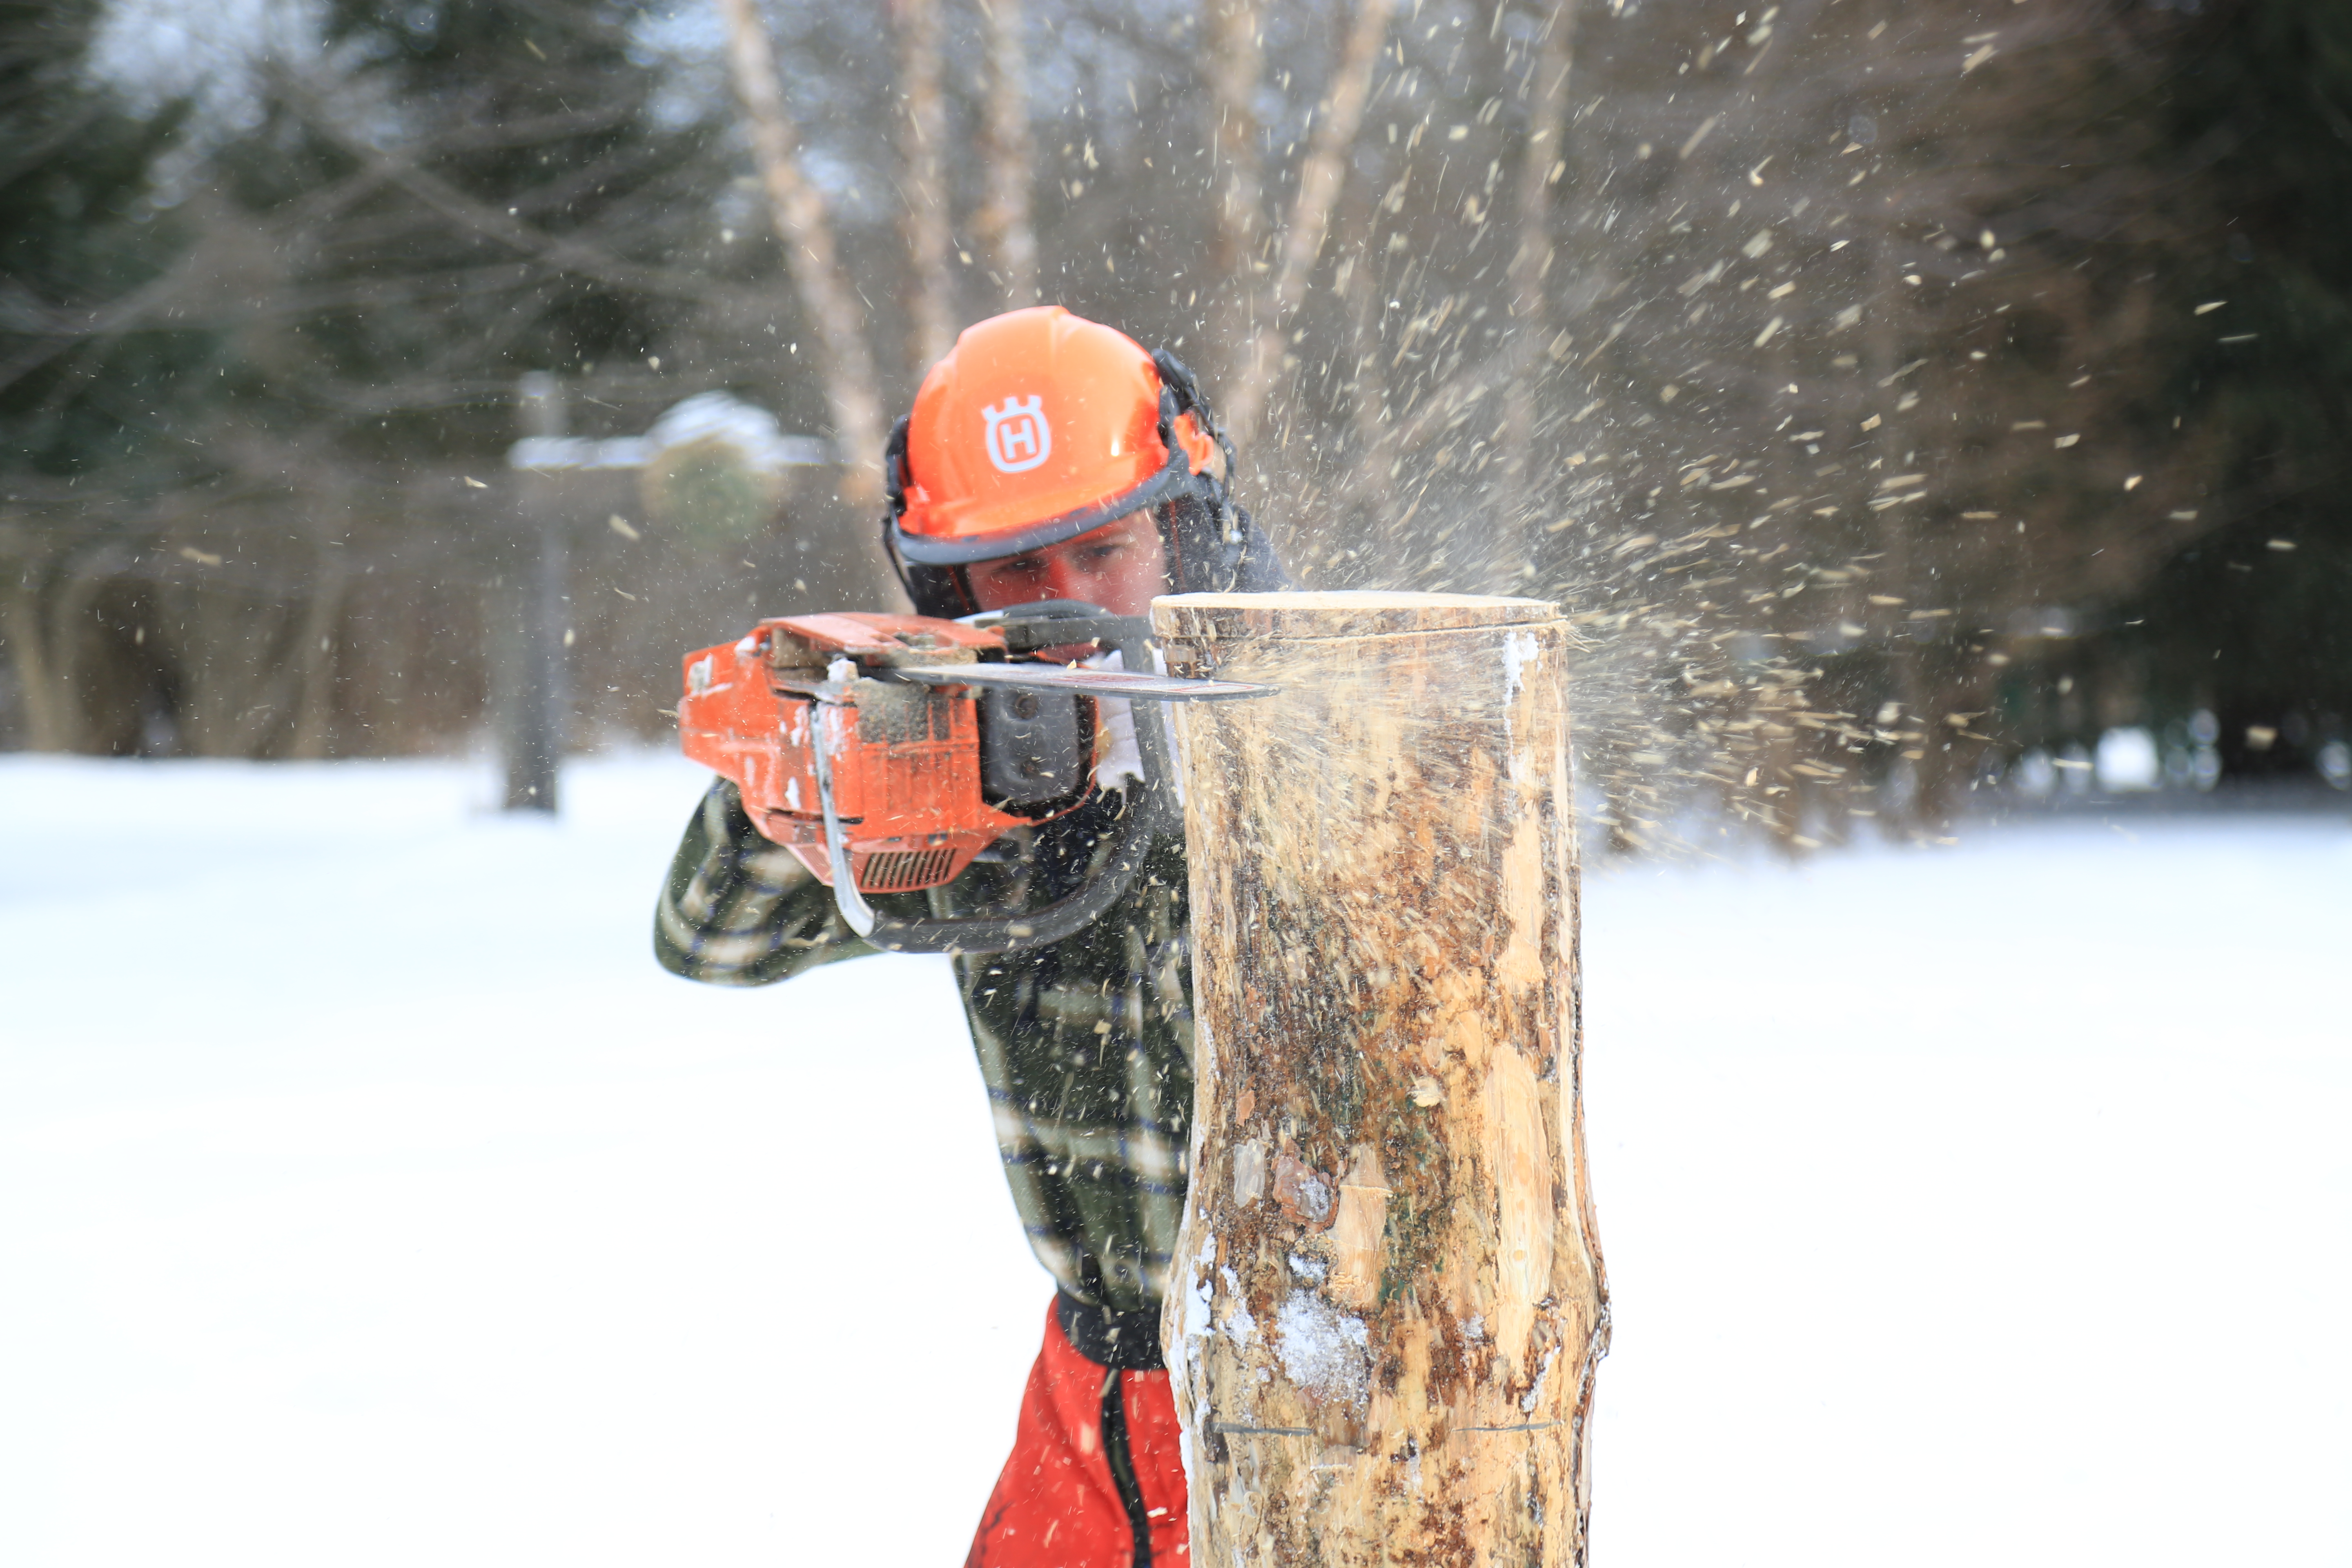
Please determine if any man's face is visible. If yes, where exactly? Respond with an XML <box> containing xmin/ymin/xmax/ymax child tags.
<box><xmin>964</xmin><ymin>511</ymin><xmax>1169</xmax><ymax>619</ymax></box>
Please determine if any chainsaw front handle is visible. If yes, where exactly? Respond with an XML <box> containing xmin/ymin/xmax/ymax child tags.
<box><xmin>811</xmin><ymin>625</ymin><xmax>1192</xmax><ymax>958</ymax></box>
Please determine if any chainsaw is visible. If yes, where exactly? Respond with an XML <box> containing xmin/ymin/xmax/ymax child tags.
<box><xmin>677</xmin><ymin>599</ymin><xmax>1270</xmax><ymax>956</ymax></box>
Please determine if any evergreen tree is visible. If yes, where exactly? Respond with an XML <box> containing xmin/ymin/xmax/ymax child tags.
<box><xmin>2116</xmin><ymin>0</ymin><xmax>2352</xmax><ymax>777</ymax></box>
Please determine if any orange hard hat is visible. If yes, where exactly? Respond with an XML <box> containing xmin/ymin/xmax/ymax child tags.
<box><xmin>887</xmin><ymin>307</ymin><xmax>1223</xmax><ymax>566</ymax></box>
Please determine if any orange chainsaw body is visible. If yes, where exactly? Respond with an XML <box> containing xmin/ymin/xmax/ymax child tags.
<box><xmin>677</xmin><ymin>612</ymin><xmax>1094</xmax><ymax>894</ymax></box>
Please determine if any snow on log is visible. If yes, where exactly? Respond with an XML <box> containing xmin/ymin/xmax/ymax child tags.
<box><xmin>1153</xmin><ymin>590</ymin><xmax>1608</xmax><ymax>1566</ymax></box>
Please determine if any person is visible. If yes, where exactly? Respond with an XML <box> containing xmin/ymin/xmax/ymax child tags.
<box><xmin>653</xmin><ymin>306</ymin><xmax>1288</xmax><ymax>1567</ymax></box>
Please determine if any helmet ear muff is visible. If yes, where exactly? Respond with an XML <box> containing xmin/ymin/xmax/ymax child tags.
<box><xmin>883</xmin><ymin>414</ymin><xmax>912</xmax><ymax>519</ymax></box>
<box><xmin>1151</xmin><ymin>349</ymin><xmax>1206</xmax><ymax>421</ymax></box>
<box><xmin>1152</xmin><ymin>347</ymin><xmax>1244</xmax><ymax>547</ymax></box>
<box><xmin>903</xmin><ymin>562</ymin><xmax>975</xmax><ymax>617</ymax></box>
<box><xmin>1147</xmin><ymin>356</ymin><xmax>1287</xmax><ymax>595</ymax></box>
<box><xmin>882</xmin><ymin>412</ymin><xmax>976</xmax><ymax>613</ymax></box>
<box><xmin>883</xmin><ymin>507</ymin><xmax>975</xmax><ymax>616</ymax></box>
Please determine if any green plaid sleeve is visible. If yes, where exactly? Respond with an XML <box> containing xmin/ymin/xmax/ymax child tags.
<box><xmin>652</xmin><ymin>776</ymin><xmax>928</xmax><ymax>986</ymax></box>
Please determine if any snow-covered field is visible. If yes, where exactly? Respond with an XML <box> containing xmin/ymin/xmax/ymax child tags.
<box><xmin>2</xmin><ymin>752</ymin><xmax>2345</xmax><ymax>1567</ymax></box>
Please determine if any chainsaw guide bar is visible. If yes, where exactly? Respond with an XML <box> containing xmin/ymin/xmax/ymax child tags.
<box><xmin>888</xmin><ymin>663</ymin><xmax>1272</xmax><ymax>701</ymax></box>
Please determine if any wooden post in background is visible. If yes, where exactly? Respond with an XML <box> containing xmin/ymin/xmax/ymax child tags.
<box><xmin>502</xmin><ymin>372</ymin><xmax>571</xmax><ymax>814</ymax></box>
<box><xmin>1152</xmin><ymin>590</ymin><xmax>1607</xmax><ymax>1566</ymax></box>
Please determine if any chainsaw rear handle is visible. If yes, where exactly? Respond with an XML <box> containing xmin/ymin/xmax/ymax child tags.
<box><xmin>813</xmin><ymin>603</ymin><xmax>1182</xmax><ymax>958</ymax></box>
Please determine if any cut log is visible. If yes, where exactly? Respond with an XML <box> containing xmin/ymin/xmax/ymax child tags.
<box><xmin>1153</xmin><ymin>590</ymin><xmax>1607</xmax><ymax>1567</ymax></box>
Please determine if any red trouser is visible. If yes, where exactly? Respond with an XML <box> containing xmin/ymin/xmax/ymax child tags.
<box><xmin>967</xmin><ymin>1298</ymin><xmax>1189</xmax><ymax>1566</ymax></box>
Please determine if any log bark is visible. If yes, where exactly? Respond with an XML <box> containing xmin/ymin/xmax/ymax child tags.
<box><xmin>1153</xmin><ymin>590</ymin><xmax>1607</xmax><ymax>1567</ymax></box>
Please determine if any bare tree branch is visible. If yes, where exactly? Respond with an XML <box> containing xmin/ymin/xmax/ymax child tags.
<box><xmin>279</xmin><ymin>82</ymin><xmax>763</xmax><ymax>314</ymax></box>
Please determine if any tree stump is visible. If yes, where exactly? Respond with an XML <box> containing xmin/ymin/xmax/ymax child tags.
<box><xmin>1152</xmin><ymin>590</ymin><xmax>1607</xmax><ymax>1567</ymax></box>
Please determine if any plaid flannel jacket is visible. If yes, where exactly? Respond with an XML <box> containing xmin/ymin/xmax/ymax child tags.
<box><xmin>654</xmin><ymin>778</ymin><xmax>1194</xmax><ymax>1317</ymax></box>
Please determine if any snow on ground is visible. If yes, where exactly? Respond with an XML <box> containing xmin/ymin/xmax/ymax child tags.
<box><xmin>1582</xmin><ymin>815</ymin><xmax>2349</xmax><ymax>1567</ymax></box>
<box><xmin>1</xmin><ymin>753</ymin><xmax>2345</xmax><ymax>1567</ymax></box>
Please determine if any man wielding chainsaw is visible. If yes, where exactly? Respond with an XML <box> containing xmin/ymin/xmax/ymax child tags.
<box><xmin>653</xmin><ymin>306</ymin><xmax>1287</xmax><ymax>1567</ymax></box>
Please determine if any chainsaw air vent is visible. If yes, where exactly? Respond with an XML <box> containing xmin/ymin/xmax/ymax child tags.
<box><xmin>857</xmin><ymin>846</ymin><xmax>959</xmax><ymax>892</ymax></box>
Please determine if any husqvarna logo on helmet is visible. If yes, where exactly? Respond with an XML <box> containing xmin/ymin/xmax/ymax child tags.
<box><xmin>981</xmin><ymin>395</ymin><xmax>1052</xmax><ymax>474</ymax></box>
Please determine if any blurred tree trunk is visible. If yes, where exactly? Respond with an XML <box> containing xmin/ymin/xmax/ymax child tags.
<box><xmin>287</xmin><ymin>550</ymin><xmax>348</xmax><ymax>760</ymax></box>
<box><xmin>973</xmin><ymin>0</ymin><xmax>1037</xmax><ymax>305</ymax></box>
<box><xmin>1500</xmin><ymin>0</ymin><xmax>1579</xmax><ymax>561</ymax></box>
<box><xmin>1221</xmin><ymin>0</ymin><xmax>1394</xmax><ymax>453</ymax></box>
<box><xmin>1327</xmin><ymin>176</ymin><xmax>1395</xmax><ymax>575</ymax></box>
<box><xmin>49</xmin><ymin>543</ymin><xmax>131</xmax><ymax>753</ymax></box>
<box><xmin>174</xmin><ymin>584</ymin><xmax>278</xmax><ymax>757</ymax></box>
<box><xmin>1</xmin><ymin>562</ymin><xmax>74</xmax><ymax>751</ymax></box>
<box><xmin>714</xmin><ymin>0</ymin><xmax>901</xmax><ymax>610</ymax></box>
<box><xmin>1205</xmin><ymin>0</ymin><xmax>1265</xmax><ymax>415</ymax></box>
<box><xmin>1864</xmin><ymin>232</ymin><xmax>1938</xmax><ymax>828</ymax></box>
<box><xmin>892</xmin><ymin>0</ymin><xmax>956</xmax><ymax>373</ymax></box>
